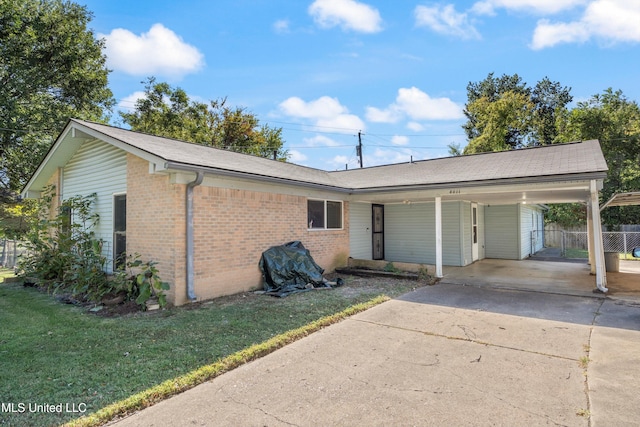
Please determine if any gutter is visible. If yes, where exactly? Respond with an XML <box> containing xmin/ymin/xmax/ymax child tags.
<box><xmin>164</xmin><ymin>161</ymin><xmax>607</xmax><ymax>196</ymax></box>
<box><xmin>186</xmin><ymin>171</ymin><xmax>204</xmax><ymax>301</ymax></box>
<box><xmin>164</xmin><ymin>161</ymin><xmax>349</xmax><ymax>194</ymax></box>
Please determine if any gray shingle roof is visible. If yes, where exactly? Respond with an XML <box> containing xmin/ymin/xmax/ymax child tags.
<box><xmin>330</xmin><ymin>139</ymin><xmax>608</xmax><ymax>189</ymax></box>
<box><xmin>74</xmin><ymin>119</ymin><xmax>342</xmax><ymax>189</ymax></box>
<box><xmin>73</xmin><ymin>119</ymin><xmax>608</xmax><ymax>191</ymax></box>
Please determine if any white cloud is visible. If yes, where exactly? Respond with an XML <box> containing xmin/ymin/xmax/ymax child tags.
<box><xmin>287</xmin><ymin>150</ymin><xmax>308</xmax><ymax>162</ymax></box>
<box><xmin>396</xmin><ymin>87</ymin><xmax>464</xmax><ymax>120</ymax></box>
<box><xmin>117</xmin><ymin>91</ymin><xmax>146</xmax><ymax>111</ymax></box>
<box><xmin>279</xmin><ymin>96</ymin><xmax>365</xmax><ymax>132</ymax></box>
<box><xmin>407</xmin><ymin>122</ymin><xmax>425</xmax><ymax>132</ymax></box>
<box><xmin>100</xmin><ymin>24</ymin><xmax>204</xmax><ymax>78</ymax></box>
<box><xmin>317</xmin><ymin>113</ymin><xmax>365</xmax><ymax>131</ymax></box>
<box><xmin>365</xmin><ymin>106</ymin><xmax>401</xmax><ymax>123</ymax></box>
<box><xmin>531</xmin><ymin>0</ymin><xmax>640</xmax><ymax>49</ymax></box>
<box><xmin>279</xmin><ymin>96</ymin><xmax>346</xmax><ymax>118</ymax></box>
<box><xmin>303</xmin><ymin>135</ymin><xmax>341</xmax><ymax>147</ymax></box>
<box><xmin>273</xmin><ymin>19</ymin><xmax>290</xmax><ymax>34</ymax></box>
<box><xmin>368</xmin><ymin>87</ymin><xmax>463</xmax><ymax>125</ymax></box>
<box><xmin>531</xmin><ymin>20</ymin><xmax>589</xmax><ymax>49</ymax></box>
<box><xmin>309</xmin><ymin>0</ymin><xmax>383</xmax><ymax>33</ymax></box>
<box><xmin>414</xmin><ymin>4</ymin><xmax>480</xmax><ymax>39</ymax></box>
<box><xmin>391</xmin><ymin>135</ymin><xmax>409</xmax><ymax>146</ymax></box>
<box><xmin>471</xmin><ymin>0</ymin><xmax>587</xmax><ymax>15</ymax></box>
<box><xmin>368</xmin><ymin>147</ymin><xmax>418</xmax><ymax>166</ymax></box>
<box><xmin>329</xmin><ymin>155</ymin><xmax>350</xmax><ymax>169</ymax></box>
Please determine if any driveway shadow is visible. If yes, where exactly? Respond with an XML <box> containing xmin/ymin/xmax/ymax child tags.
<box><xmin>398</xmin><ymin>283</ymin><xmax>640</xmax><ymax>331</ymax></box>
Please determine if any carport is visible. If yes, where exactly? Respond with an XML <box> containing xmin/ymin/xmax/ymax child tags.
<box><xmin>439</xmin><ymin>191</ymin><xmax>640</xmax><ymax>297</ymax></box>
<box><xmin>598</xmin><ymin>191</ymin><xmax>640</xmax><ymax>295</ymax></box>
<box><xmin>344</xmin><ymin>140</ymin><xmax>610</xmax><ymax>293</ymax></box>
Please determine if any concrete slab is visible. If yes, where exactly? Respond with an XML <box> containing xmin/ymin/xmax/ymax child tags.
<box><xmin>105</xmin><ymin>282</ymin><xmax>640</xmax><ymax>427</ymax></box>
<box><xmin>114</xmin><ymin>316</ymin><xmax>589</xmax><ymax>426</ymax></box>
<box><xmin>112</xmin><ymin>284</ymin><xmax>640</xmax><ymax>427</ymax></box>
<box><xmin>441</xmin><ymin>259</ymin><xmax>597</xmax><ymax>298</ymax></box>
<box><xmin>356</xmin><ymin>298</ymin><xmax>592</xmax><ymax>360</ymax></box>
<box><xmin>589</xmin><ymin>326</ymin><xmax>640</xmax><ymax>427</ymax></box>
<box><xmin>606</xmin><ymin>260</ymin><xmax>640</xmax><ymax>301</ymax></box>
<box><xmin>441</xmin><ymin>258</ymin><xmax>640</xmax><ymax>304</ymax></box>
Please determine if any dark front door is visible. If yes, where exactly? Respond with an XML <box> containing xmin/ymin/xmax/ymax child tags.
<box><xmin>372</xmin><ymin>204</ymin><xmax>384</xmax><ymax>260</ymax></box>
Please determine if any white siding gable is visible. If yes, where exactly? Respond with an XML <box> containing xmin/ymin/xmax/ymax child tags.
<box><xmin>63</xmin><ymin>140</ymin><xmax>127</xmax><ymax>271</ymax></box>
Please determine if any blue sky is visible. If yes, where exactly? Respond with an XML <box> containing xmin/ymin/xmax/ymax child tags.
<box><xmin>80</xmin><ymin>0</ymin><xmax>640</xmax><ymax>170</ymax></box>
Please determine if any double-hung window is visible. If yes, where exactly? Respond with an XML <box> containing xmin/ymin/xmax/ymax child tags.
<box><xmin>113</xmin><ymin>194</ymin><xmax>126</xmax><ymax>269</ymax></box>
<box><xmin>307</xmin><ymin>199</ymin><xmax>342</xmax><ymax>230</ymax></box>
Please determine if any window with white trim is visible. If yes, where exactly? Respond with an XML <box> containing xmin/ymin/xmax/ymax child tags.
<box><xmin>307</xmin><ymin>199</ymin><xmax>343</xmax><ymax>229</ymax></box>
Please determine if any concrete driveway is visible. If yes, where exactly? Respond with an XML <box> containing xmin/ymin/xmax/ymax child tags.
<box><xmin>111</xmin><ymin>283</ymin><xmax>640</xmax><ymax>427</ymax></box>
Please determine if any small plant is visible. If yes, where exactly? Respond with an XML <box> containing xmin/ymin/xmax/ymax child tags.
<box><xmin>117</xmin><ymin>254</ymin><xmax>170</xmax><ymax>309</ymax></box>
<box><xmin>578</xmin><ymin>356</ymin><xmax>590</xmax><ymax>369</ymax></box>
<box><xmin>383</xmin><ymin>262</ymin><xmax>401</xmax><ymax>273</ymax></box>
<box><xmin>417</xmin><ymin>265</ymin><xmax>430</xmax><ymax>283</ymax></box>
<box><xmin>576</xmin><ymin>408</ymin><xmax>590</xmax><ymax>417</ymax></box>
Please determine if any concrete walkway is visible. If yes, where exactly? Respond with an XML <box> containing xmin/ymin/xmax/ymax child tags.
<box><xmin>110</xmin><ymin>284</ymin><xmax>640</xmax><ymax>427</ymax></box>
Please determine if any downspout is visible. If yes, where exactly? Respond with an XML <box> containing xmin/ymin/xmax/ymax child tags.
<box><xmin>186</xmin><ymin>171</ymin><xmax>204</xmax><ymax>301</ymax></box>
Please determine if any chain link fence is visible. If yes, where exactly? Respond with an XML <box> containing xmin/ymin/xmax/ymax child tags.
<box><xmin>543</xmin><ymin>230</ymin><xmax>640</xmax><ymax>257</ymax></box>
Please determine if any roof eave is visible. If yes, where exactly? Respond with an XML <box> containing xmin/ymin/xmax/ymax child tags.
<box><xmin>163</xmin><ymin>161</ymin><xmax>350</xmax><ymax>194</ymax></box>
<box><xmin>348</xmin><ymin>172</ymin><xmax>608</xmax><ymax>194</ymax></box>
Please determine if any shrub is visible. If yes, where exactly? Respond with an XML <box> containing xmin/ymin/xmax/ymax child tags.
<box><xmin>18</xmin><ymin>187</ymin><xmax>170</xmax><ymax>308</ymax></box>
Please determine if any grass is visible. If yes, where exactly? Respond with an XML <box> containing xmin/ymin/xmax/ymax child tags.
<box><xmin>619</xmin><ymin>252</ymin><xmax>640</xmax><ymax>260</ymax></box>
<box><xmin>0</xmin><ymin>270</ymin><xmax>421</xmax><ymax>426</ymax></box>
<box><xmin>563</xmin><ymin>248</ymin><xmax>589</xmax><ymax>259</ymax></box>
<box><xmin>0</xmin><ymin>267</ymin><xmax>15</xmax><ymax>281</ymax></box>
<box><xmin>562</xmin><ymin>248</ymin><xmax>640</xmax><ymax>260</ymax></box>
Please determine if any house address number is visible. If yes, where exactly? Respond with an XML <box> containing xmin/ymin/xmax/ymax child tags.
<box><xmin>449</xmin><ymin>189</ymin><xmax>461</xmax><ymax>194</ymax></box>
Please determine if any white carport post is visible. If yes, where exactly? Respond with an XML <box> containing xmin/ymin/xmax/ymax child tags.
<box><xmin>590</xmin><ymin>180</ymin><xmax>608</xmax><ymax>292</ymax></box>
<box><xmin>587</xmin><ymin>203</ymin><xmax>595</xmax><ymax>274</ymax></box>
<box><xmin>435</xmin><ymin>196</ymin><xmax>443</xmax><ymax>278</ymax></box>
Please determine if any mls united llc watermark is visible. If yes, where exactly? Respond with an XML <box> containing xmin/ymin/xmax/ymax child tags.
<box><xmin>1</xmin><ymin>402</ymin><xmax>87</xmax><ymax>414</ymax></box>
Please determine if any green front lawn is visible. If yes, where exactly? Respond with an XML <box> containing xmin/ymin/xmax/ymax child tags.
<box><xmin>0</xmin><ymin>272</ymin><xmax>420</xmax><ymax>426</ymax></box>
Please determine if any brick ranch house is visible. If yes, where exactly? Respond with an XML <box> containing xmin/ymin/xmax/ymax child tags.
<box><xmin>21</xmin><ymin>119</ymin><xmax>610</xmax><ymax>306</ymax></box>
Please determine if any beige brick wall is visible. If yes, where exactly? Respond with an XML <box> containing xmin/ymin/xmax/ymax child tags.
<box><xmin>191</xmin><ymin>186</ymin><xmax>350</xmax><ymax>301</ymax></box>
<box><xmin>126</xmin><ymin>154</ymin><xmax>350</xmax><ymax>306</ymax></box>
<box><xmin>126</xmin><ymin>154</ymin><xmax>187</xmax><ymax>305</ymax></box>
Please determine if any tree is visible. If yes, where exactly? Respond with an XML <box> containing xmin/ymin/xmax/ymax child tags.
<box><xmin>462</xmin><ymin>73</ymin><xmax>571</xmax><ymax>154</ymax></box>
<box><xmin>556</xmin><ymin>88</ymin><xmax>640</xmax><ymax>227</ymax></box>
<box><xmin>0</xmin><ymin>0</ymin><xmax>114</xmax><ymax>197</ymax></box>
<box><xmin>530</xmin><ymin>77</ymin><xmax>573</xmax><ymax>145</ymax></box>
<box><xmin>120</xmin><ymin>78</ymin><xmax>288</xmax><ymax>160</ymax></box>
<box><xmin>464</xmin><ymin>91</ymin><xmax>535</xmax><ymax>154</ymax></box>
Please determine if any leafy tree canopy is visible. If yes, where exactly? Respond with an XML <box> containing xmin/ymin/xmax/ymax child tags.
<box><xmin>556</xmin><ymin>88</ymin><xmax>640</xmax><ymax>227</ymax></box>
<box><xmin>463</xmin><ymin>73</ymin><xmax>572</xmax><ymax>154</ymax></box>
<box><xmin>462</xmin><ymin>73</ymin><xmax>640</xmax><ymax>227</ymax></box>
<box><xmin>119</xmin><ymin>77</ymin><xmax>288</xmax><ymax>160</ymax></box>
<box><xmin>0</xmin><ymin>0</ymin><xmax>114</xmax><ymax>197</ymax></box>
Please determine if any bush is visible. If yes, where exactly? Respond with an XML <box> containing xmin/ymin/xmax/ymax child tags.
<box><xmin>18</xmin><ymin>188</ymin><xmax>110</xmax><ymax>301</ymax></box>
<box><xmin>18</xmin><ymin>187</ymin><xmax>170</xmax><ymax>308</ymax></box>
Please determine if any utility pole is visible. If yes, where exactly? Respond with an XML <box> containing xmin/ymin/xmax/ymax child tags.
<box><xmin>357</xmin><ymin>131</ymin><xmax>363</xmax><ymax>168</ymax></box>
